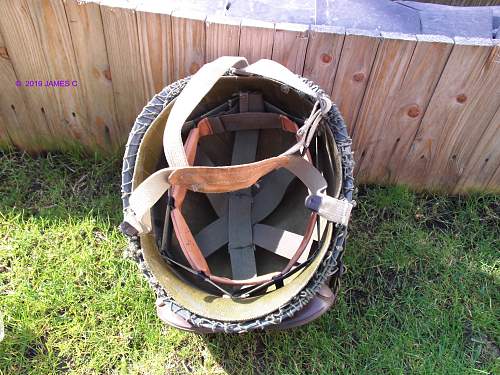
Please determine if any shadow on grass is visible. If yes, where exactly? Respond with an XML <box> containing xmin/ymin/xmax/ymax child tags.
<box><xmin>0</xmin><ymin>150</ymin><xmax>123</xmax><ymax>222</ymax></box>
<box><xmin>198</xmin><ymin>186</ymin><xmax>499</xmax><ymax>374</ymax></box>
<box><xmin>1</xmin><ymin>151</ymin><xmax>498</xmax><ymax>374</ymax></box>
<box><xmin>198</xmin><ymin>269</ymin><xmax>498</xmax><ymax>374</ymax></box>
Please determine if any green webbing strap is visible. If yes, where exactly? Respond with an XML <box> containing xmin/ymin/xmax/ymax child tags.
<box><xmin>228</xmin><ymin>129</ymin><xmax>259</xmax><ymax>280</ymax></box>
<box><xmin>195</xmin><ymin>170</ymin><xmax>295</xmax><ymax>256</ymax></box>
<box><xmin>227</xmin><ymin>92</ymin><xmax>264</xmax><ymax>279</ymax></box>
<box><xmin>251</xmin><ymin>169</ymin><xmax>295</xmax><ymax>223</ymax></box>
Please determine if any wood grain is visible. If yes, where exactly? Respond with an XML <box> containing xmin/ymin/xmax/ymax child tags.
<box><xmin>0</xmin><ymin>32</ymin><xmax>13</xmax><ymax>149</ymax></box>
<box><xmin>136</xmin><ymin>3</ymin><xmax>174</xmax><ymax>97</ymax></box>
<box><xmin>0</xmin><ymin>113</ymin><xmax>12</xmax><ymax>150</ymax></box>
<box><xmin>206</xmin><ymin>15</ymin><xmax>241</xmax><ymax>62</ymax></box>
<box><xmin>171</xmin><ymin>11</ymin><xmax>206</xmax><ymax>81</ymax></box>
<box><xmin>100</xmin><ymin>1</ymin><xmax>147</xmax><ymax>141</ymax></box>
<box><xmin>0</xmin><ymin>1</ymin><xmax>497</xmax><ymax>193</ymax></box>
<box><xmin>0</xmin><ymin>30</ymin><xmax>41</xmax><ymax>151</ymax></box>
<box><xmin>454</xmin><ymin>105</ymin><xmax>500</xmax><ymax>193</ymax></box>
<box><xmin>239</xmin><ymin>19</ymin><xmax>275</xmax><ymax>64</ymax></box>
<box><xmin>271</xmin><ymin>22</ymin><xmax>309</xmax><ymax>74</ymax></box>
<box><xmin>28</xmin><ymin>0</ymin><xmax>95</xmax><ymax>148</ymax></box>
<box><xmin>303</xmin><ymin>25</ymin><xmax>345</xmax><ymax>94</ymax></box>
<box><xmin>0</xmin><ymin>0</ymin><xmax>79</xmax><ymax>150</ymax></box>
<box><xmin>351</xmin><ymin>33</ymin><xmax>418</xmax><ymax>182</ymax></box>
<box><xmin>331</xmin><ymin>29</ymin><xmax>380</xmax><ymax>135</ymax></box>
<box><xmin>65</xmin><ymin>0</ymin><xmax>120</xmax><ymax>152</ymax></box>
<box><xmin>359</xmin><ymin>34</ymin><xmax>454</xmax><ymax>184</ymax></box>
<box><xmin>400</xmin><ymin>38</ymin><xmax>496</xmax><ymax>191</ymax></box>
<box><xmin>486</xmin><ymin>159</ymin><xmax>500</xmax><ymax>193</ymax></box>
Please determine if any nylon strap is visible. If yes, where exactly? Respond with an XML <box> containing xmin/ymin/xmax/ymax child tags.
<box><xmin>164</xmin><ymin>56</ymin><xmax>331</xmax><ymax>168</ymax></box>
<box><xmin>163</xmin><ymin>56</ymin><xmax>249</xmax><ymax>167</ymax></box>
<box><xmin>228</xmin><ymin>130</ymin><xmax>259</xmax><ymax>279</ymax></box>
<box><xmin>227</xmin><ymin>92</ymin><xmax>262</xmax><ymax>279</ymax></box>
<box><xmin>125</xmin><ymin>57</ymin><xmax>351</xmax><ymax>236</ymax></box>
<box><xmin>195</xmin><ymin>168</ymin><xmax>296</xmax><ymax>257</ymax></box>
<box><xmin>253</xmin><ymin>224</ymin><xmax>311</xmax><ymax>264</ymax></box>
<box><xmin>125</xmin><ymin>155</ymin><xmax>352</xmax><ymax>235</ymax></box>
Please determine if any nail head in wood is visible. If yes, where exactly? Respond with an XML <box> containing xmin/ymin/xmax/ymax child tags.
<box><xmin>321</xmin><ymin>53</ymin><xmax>333</xmax><ymax>63</ymax></box>
<box><xmin>353</xmin><ymin>72</ymin><xmax>365</xmax><ymax>82</ymax></box>
<box><xmin>407</xmin><ymin>105</ymin><xmax>420</xmax><ymax>118</ymax></box>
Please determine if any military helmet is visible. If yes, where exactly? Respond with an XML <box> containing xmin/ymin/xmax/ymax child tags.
<box><xmin>120</xmin><ymin>57</ymin><xmax>354</xmax><ymax>333</ymax></box>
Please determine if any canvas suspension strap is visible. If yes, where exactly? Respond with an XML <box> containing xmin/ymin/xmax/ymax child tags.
<box><xmin>163</xmin><ymin>107</ymin><xmax>319</xmax><ymax>285</ymax></box>
<box><xmin>123</xmin><ymin>56</ymin><xmax>352</xmax><ymax>244</ymax></box>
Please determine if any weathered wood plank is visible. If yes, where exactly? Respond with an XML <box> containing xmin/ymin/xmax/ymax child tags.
<box><xmin>171</xmin><ymin>11</ymin><xmax>206</xmax><ymax>81</ymax></box>
<box><xmin>442</xmin><ymin>42</ymin><xmax>500</xmax><ymax>192</ymax></box>
<box><xmin>100</xmin><ymin>1</ymin><xmax>147</xmax><ymax>140</ymax></box>
<box><xmin>359</xmin><ymin>34</ymin><xmax>454</xmax><ymax>184</ymax></box>
<box><xmin>65</xmin><ymin>0</ymin><xmax>120</xmax><ymax>152</ymax></box>
<box><xmin>303</xmin><ymin>25</ymin><xmax>345</xmax><ymax>94</ymax></box>
<box><xmin>0</xmin><ymin>0</ymin><xmax>82</xmax><ymax>150</ymax></box>
<box><xmin>0</xmin><ymin>34</ymin><xmax>12</xmax><ymax>149</ymax></box>
<box><xmin>351</xmin><ymin>32</ymin><xmax>418</xmax><ymax>182</ymax></box>
<box><xmin>454</xmin><ymin>105</ymin><xmax>500</xmax><ymax>193</ymax></box>
<box><xmin>206</xmin><ymin>15</ymin><xmax>241</xmax><ymax>62</ymax></box>
<box><xmin>136</xmin><ymin>3</ymin><xmax>174</xmax><ymax>97</ymax></box>
<box><xmin>239</xmin><ymin>19</ymin><xmax>275</xmax><ymax>64</ymax></box>
<box><xmin>271</xmin><ymin>23</ymin><xmax>309</xmax><ymax>74</ymax></box>
<box><xmin>385</xmin><ymin>34</ymin><xmax>455</xmax><ymax>184</ymax></box>
<box><xmin>27</xmin><ymin>0</ymin><xmax>95</xmax><ymax>149</ymax></box>
<box><xmin>0</xmin><ymin>113</ymin><xmax>12</xmax><ymax>150</ymax></box>
<box><xmin>0</xmin><ymin>30</ymin><xmax>41</xmax><ymax>151</ymax></box>
<box><xmin>486</xmin><ymin>161</ymin><xmax>500</xmax><ymax>193</ymax></box>
<box><xmin>330</xmin><ymin>29</ymin><xmax>380</xmax><ymax>135</ymax></box>
<box><xmin>400</xmin><ymin>38</ymin><xmax>497</xmax><ymax>191</ymax></box>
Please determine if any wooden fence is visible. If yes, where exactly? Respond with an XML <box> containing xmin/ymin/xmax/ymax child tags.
<box><xmin>0</xmin><ymin>0</ymin><xmax>498</xmax><ymax>193</ymax></box>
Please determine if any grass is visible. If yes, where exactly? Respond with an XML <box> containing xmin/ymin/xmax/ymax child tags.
<box><xmin>0</xmin><ymin>150</ymin><xmax>498</xmax><ymax>375</ymax></box>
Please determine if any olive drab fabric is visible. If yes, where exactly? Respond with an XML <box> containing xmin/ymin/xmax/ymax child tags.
<box><xmin>120</xmin><ymin>56</ymin><xmax>354</xmax><ymax>332</ymax></box>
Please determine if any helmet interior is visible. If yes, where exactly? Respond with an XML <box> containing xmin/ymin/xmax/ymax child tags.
<box><xmin>132</xmin><ymin>76</ymin><xmax>342</xmax><ymax>321</ymax></box>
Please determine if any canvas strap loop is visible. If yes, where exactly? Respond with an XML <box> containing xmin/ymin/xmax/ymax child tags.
<box><xmin>163</xmin><ymin>56</ymin><xmax>249</xmax><ymax>167</ymax></box>
<box><xmin>164</xmin><ymin>57</ymin><xmax>332</xmax><ymax>169</ymax></box>
<box><xmin>124</xmin><ymin>57</ymin><xmax>349</xmax><ymax>240</ymax></box>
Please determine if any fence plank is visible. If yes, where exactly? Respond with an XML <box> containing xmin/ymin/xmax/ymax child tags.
<box><xmin>486</xmin><ymin>161</ymin><xmax>500</xmax><ymax>193</ymax></box>
<box><xmin>386</xmin><ymin>35</ymin><xmax>454</xmax><ymax>184</ymax></box>
<box><xmin>28</xmin><ymin>0</ymin><xmax>95</xmax><ymax>149</ymax></box>
<box><xmin>0</xmin><ymin>31</ymin><xmax>41</xmax><ymax>151</ymax></box>
<box><xmin>363</xmin><ymin>34</ymin><xmax>454</xmax><ymax>184</ymax></box>
<box><xmin>331</xmin><ymin>29</ymin><xmax>380</xmax><ymax>134</ymax></box>
<box><xmin>454</xmin><ymin>105</ymin><xmax>500</xmax><ymax>193</ymax></box>
<box><xmin>0</xmin><ymin>114</ymin><xmax>11</xmax><ymax>149</ymax></box>
<box><xmin>303</xmin><ymin>25</ymin><xmax>345</xmax><ymax>94</ymax></box>
<box><xmin>65</xmin><ymin>0</ymin><xmax>120</xmax><ymax>152</ymax></box>
<box><xmin>271</xmin><ymin>23</ymin><xmax>309</xmax><ymax>74</ymax></box>
<box><xmin>136</xmin><ymin>3</ymin><xmax>173</xmax><ymax>97</ymax></box>
<box><xmin>0</xmin><ymin>34</ymin><xmax>13</xmax><ymax>149</ymax></box>
<box><xmin>0</xmin><ymin>0</ymin><xmax>77</xmax><ymax>149</ymax></box>
<box><xmin>351</xmin><ymin>32</ymin><xmax>418</xmax><ymax>182</ymax></box>
<box><xmin>171</xmin><ymin>11</ymin><xmax>206</xmax><ymax>81</ymax></box>
<box><xmin>239</xmin><ymin>19</ymin><xmax>275</xmax><ymax>64</ymax></box>
<box><xmin>100</xmin><ymin>1</ymin><xmax>147</xmax><ymax>140</ymax></box>
<box><xmin>444</xmin><ymin>43</ymin><xmax>500</xmax><ymax>192</ymax></box>
<box><xmin>400</xmin><ymin>38</ymin><xmax>496</xmax><ymax>191</ymax></box>
<box><xmin>206</xmin><ymin>15</ymin><xmax>241</xmax><ymax>62</ymax></box>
